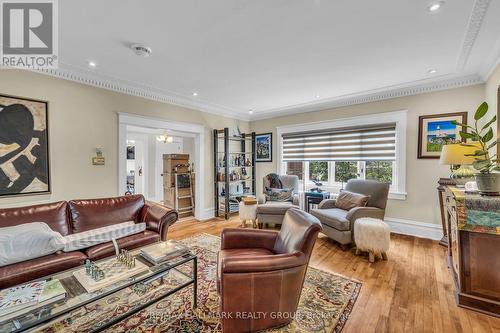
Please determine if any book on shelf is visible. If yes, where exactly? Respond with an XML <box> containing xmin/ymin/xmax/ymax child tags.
<box><xmin>0</xmin><ymin>279</ymin><xmax>66</xmax><ymax>322</ymax></box>
<box><xmin>140</xmin><ymin>240</ymin><xmax>189</xmax><ymax>264</ymax></box>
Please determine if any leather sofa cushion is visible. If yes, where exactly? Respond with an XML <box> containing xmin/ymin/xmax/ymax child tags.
<box><xmin>0</xmin><ymin>201</ymin><xmax>70</xmax><ymax>235</ymax></box>
<box><xmin>310</xmin><ymin>208</ymin><xmax>350</xmax><ymax>231</ymax></box>
<box><xmin>69</xmin><ymin>194</ymin><xmax>145</xmax><ymax>233</ymax></box>
<box><xmin>85</xmin><ymin>230</ymin><xmax>160</xmax><ymax>261</ymax></box>
<box><xmin>0</xmin><ymin>251</ymin><xmax>87</xmax><ymax>289</ymax></box>
<box><xmin>335</xmin><ymin>191</ymin><xmax>369</xmax><ymax>211</ymax></box>
<box><xmin>257</xmin><ymin>201</ymin><xmax>295</xmax><ymax>215</ymax></box>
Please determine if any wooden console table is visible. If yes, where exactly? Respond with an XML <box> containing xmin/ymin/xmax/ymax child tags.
<box><xmin>443</xmin><ymin>186</ymin><xmax>500</xmax><ymax>317</ymax></box>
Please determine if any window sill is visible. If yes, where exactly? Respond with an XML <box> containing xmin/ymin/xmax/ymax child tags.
<box><xmin>388</xmin><ymin>191</ymin><xmax>407</xmax><ymax>200</ymax></box>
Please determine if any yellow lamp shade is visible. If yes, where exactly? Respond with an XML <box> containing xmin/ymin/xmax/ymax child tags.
<box><xmin>439</xmin><ymin>143</ymin><xmax>481</xmax><ymax>166</ymax></box>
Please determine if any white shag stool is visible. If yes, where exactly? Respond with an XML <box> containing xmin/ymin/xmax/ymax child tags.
<box><xmin>354</xmin><ymin>217</ymin><xmax>390</xmax><ymax>263</ymax></box>
<box><xmin>239</xmin><ymin>201</ymin><xmax>257</xmax><ymax>228</ymax></box>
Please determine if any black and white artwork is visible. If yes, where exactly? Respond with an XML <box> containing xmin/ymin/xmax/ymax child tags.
<box><xmin>0</xmin><ymin>94</ymin><xmax>50</xmax><ymax>197</ymax></box>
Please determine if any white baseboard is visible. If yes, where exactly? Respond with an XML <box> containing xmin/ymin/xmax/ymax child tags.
<box><xmin>384</xmin><ymin>217</ymin><xmax>443</xmax><ymax>241</ymax></box>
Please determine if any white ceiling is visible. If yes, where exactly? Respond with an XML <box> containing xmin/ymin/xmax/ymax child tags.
<box><xmin>53</xmin><ymin>0</ymin><xmax>500</xmax><ymax>120</ymax></box>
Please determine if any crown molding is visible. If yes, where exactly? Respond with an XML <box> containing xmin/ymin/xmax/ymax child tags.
<box><xmin>456</xmin><ymin>0</ymin><xmax>492</xmax><ymax>72</ymax></box>
<box><xmin>35</xmin><ymin>64</ymin><xmax>251</xmax><ymax>121</ymax></box>
<box><xmin>250</xmin><ymin>74</ymin><xmax>484</xmax><ymax>121</ymax></box>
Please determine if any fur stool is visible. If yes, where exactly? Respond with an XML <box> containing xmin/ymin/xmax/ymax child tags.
<box><xmin>239</xmin><ymin>201</ymin><xmax>257</xmax><ymax>228</ymax></box>
<box><xmin>354</xmin><ymin>217</ymin><xmax>390</xmax><ymax>263</ymax></box>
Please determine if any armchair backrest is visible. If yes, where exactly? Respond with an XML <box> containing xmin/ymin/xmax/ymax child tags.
<box><xmin>345</xmin><ymin>179</ymin><xmax>390</xmax><ymax>210</ymax></box>
<box><xmin>262</xmin><ymin>174</ymin><xmax>299</xmax><ymax>194</ymax></box>
<box><xmin>273</xmin><ymin>208</ymin><xmax>322</xmax><ymax>256</ymax></box>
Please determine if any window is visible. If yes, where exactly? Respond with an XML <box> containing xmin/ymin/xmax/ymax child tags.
<box><xmin>278</xmin><ymin>111</ymin><xmax>407</xmax><ymax>199</ymax></box>
<box><xmin>309</xmin><ymin>161</ymin><xmax>328</xmax><ymax>182</ymax></box>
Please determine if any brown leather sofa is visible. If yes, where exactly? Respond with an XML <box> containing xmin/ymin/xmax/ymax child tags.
<box><xmin>217</xmin><ymin>208</ymin><xmax>322</xmax><ymax>332</ymax></box>
<box><xmin>0</xmin><ymin>195</ymin><xmax>177</xmax><ymax>289</ymax></box>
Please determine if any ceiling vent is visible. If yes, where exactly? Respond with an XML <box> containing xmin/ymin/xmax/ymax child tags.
<box><xmin>131</xmin><ymin>44</ymin><xmax>152</xmax><ymax>57</ymax></box>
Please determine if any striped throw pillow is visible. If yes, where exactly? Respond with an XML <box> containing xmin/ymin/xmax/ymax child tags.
<box><xmin>63</xmin><ymin>221</ymin><xmax>146</xmax><ymax>252</ymax></box>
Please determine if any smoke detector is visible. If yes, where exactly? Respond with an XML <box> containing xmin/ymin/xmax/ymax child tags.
<box><xmin>131</xmin><ymin>44</ymin><xmax>152</xmax><ymax>57</ymax></box>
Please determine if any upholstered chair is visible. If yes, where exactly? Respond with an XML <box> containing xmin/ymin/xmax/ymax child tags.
<box><xmin>310</xmin><ymin>179</ymin><xmax>389</xmax><ymax>248</ymax></box>
<box><xmin>217</xmin><ymin>208</ymin><xmax>322</xmax><ymax>333</ymax></box>
<box><xmin>256</xmin><ymin>174</ymin><xmax>300</xmax><ymax>225</ymax></box>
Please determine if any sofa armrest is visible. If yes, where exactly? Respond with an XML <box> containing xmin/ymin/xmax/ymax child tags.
<box><xmin>140</xmin><ymin>202</ymin><xmax>178</xmax><ymax>241</ymax></box>
<box><xmin>257</xmin><ymin>194</ymin><xmax>267</xmax><ymax>204</ymax></box>
<box><xmin>346</xmin><ymin>207</ymin><xmax>385</xmax><ymax>222</ymax></box>
<box><xmin>221</xmin><ymin>252</ymin><xmax>307</xmax><ymax>273</ymax></box>
<box><xmin>318</xmin><ymin>199</ymin><xmax>336</xmax><ymax>209</ymax></box>
<box><xmin>221</xmin><ymin>228</ymin><xmax>278</xmax><ymax>251</ymax></box>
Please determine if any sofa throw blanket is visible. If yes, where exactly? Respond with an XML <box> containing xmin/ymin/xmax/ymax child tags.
<box><xmin>266</xmin><ymin>173</ymin><xmax>283</xmax><ymax>189</ymax></box>
<box><xmin>0</xmin><ymin>222</ymin><xmax>65</xmax><ymax>267</ymax></box>
<box><xmin>62</xmin><ymin>221</ymin><xmax>146</xmax><ymax>252</ymax></box>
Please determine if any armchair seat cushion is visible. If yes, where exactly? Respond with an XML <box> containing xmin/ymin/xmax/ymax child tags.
<box><xmin>310</xmin><ymin>208</ymin><xmax>350</xmax><ymax>231</ymax></box>
<box><xmin>257</xmin><ymin>201</ymin><xmax>295</xmax><ymax>215</ymax></box>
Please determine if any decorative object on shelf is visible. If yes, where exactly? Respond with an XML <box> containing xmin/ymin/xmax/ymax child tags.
<box><xmin>92</xmin><ymin>147</ymin><xmax>105</xmax><ymax>166</ymax></box>
<box><xmin>453</xmin><ymin>102</ymin><xmax>500</xmax><ymax>195</ymax></box>
<box><xmin>465</xmin><ymin>181</ymin><xmax>478</xmax><ymax>193</ymax></box>
<box><xmin>126</xmin><ymin>146</ymin><xmax>135</xmax><ymax>160</ymax></box>
<box><xmin>213</xmin><ymin>128</ymin><xmax>256</xmax><ymax>219</ymax></box>
<box><xmin>439</xmin><ymin>143</ymin><xmax>479</xmax><ymax>184</ymax></box>
<box><xmin>255</xmin><ymin>132</ymin><xmax>272</xmax><ymax>162</ymax></box>
<box><xmin>0</xmin><ymin>94</ymin><xmax>50</xmax><ymax>197</ymax></box>
<box><xmin>417</xmin><ymin>112</ymin><xmax>468</xmax><ymax>159</ymax></box>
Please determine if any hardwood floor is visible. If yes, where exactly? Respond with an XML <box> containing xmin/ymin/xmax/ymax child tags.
<box><xmin>168</xmin><ymin>217</ymin><xmax>500</xmax><ymax>333</ymax></box>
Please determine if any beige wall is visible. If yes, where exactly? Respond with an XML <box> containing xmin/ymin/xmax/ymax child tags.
<box><xmin>0</xmin><ymin>70</ymin><xmax>249</xmax><ymax>212</ymax></box>
<box><xmin>251</xmin><ymin>85</ymin><xmax>486</xmax><ymax>225</ymax></box>
<box><xmin>485</xmin><ymin>63</ymin><xmax>500</xmax><ymax>153</ymax></box>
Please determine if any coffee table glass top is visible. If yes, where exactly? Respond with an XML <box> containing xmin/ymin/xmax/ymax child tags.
<box><xmin>0</xmin><ymin>247</ymin><xmax>197</xmax><ymax>333</ymax></box>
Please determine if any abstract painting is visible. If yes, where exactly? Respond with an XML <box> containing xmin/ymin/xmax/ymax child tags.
<box><xmin>0</xmin><ymin>94</ymin><xmax>50</xmax><ymax>197</ymax></box>
<box><xmin>256</xmin><ymin>133</ymin><xmax>272</xmax><ymax>162</ymax></box>
<box><xmin>417</xmin><ymin>112</ymin><xmax>467</xmax><ymax>159</ymax></box>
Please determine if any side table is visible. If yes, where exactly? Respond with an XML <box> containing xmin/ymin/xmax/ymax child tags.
<box><xmin>304</xmin><ymin>191</ymin><xmax>331</xmax><ymax>212</ymax></box>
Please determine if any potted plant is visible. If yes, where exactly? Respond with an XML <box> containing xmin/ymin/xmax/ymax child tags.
<box><xmin>452</xmin><ymin>102</ymin><xmax>500</xmax><ymax>195</ymax></box>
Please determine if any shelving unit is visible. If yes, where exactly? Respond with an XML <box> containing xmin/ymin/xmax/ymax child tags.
<box><xmin>213</xmin><ymin>128</ymin><xmax>256</xmax><ymax>219</ymax></box>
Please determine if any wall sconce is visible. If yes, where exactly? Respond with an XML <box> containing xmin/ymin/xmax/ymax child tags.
<box><xmin>92</xmin><ymin>147</ymin><xmax>105</xmax><ymax>166</ymax></box>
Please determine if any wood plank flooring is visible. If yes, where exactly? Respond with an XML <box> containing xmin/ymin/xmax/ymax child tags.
<box><xmin>168</xmin><ymin>217</ymin><xmax>500</xmax><ymax>333</ymax></box>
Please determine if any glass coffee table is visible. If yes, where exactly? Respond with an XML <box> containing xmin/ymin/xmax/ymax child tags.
<box><xmin>0</xmin><ymin>248</ymin><xmax>197</xmax><ymax>333</ymax></box>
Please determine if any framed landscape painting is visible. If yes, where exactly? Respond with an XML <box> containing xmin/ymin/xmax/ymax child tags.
<box><xmin>417</xmin><ymin>112</ymin><xmax>468</xmax><ymax>159</ymax></box>
<box><xmin>256</xmin><ymin>133</ymin><xmax>272</xmax><ymax>162</ymax></box>
<box><xmin>0</xmin><ymin>94</ymin><xmax>50</xmax><ymax>197</ymax></box>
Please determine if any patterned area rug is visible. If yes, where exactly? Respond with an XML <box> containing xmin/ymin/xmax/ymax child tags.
<box><xmin>41</xmin><ymin>234</ymin><xmax>361</xmax><ymax>333</ymax></box>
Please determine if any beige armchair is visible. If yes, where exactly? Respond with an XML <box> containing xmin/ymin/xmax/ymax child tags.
<box><xmin>311</xmin><ymin>179</ymin><xmax>389</xmax><ymax>247</ymax></box>
<box><xmin>256</xmin><ymin>175</ymin><xmax>299</xmax><ymax>225</ymax></box>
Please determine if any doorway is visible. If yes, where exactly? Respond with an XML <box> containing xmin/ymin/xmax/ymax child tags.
<box><xmin>118</xmin><ymin>113</ymin><xmax>205</xmax><ymax>220</ymax></box>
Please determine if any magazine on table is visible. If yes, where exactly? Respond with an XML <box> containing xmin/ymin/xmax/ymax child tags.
<box><xmin>140</xmin><ymin>240</ymin><xmax>189</xmax><ymax>264</ymax></box>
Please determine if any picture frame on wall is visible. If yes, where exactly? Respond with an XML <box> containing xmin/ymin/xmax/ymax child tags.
<box><xmin>256</xmin><ymin>132</ymin><xmax>272</xmax><ymax>162</ymax></box>
<box><xmin>417</xmin><ymin>112</ymin><xmax>468</xmax><ymax>159</ymax></box>
<box><xmin>0</xmin><ymin>94</ymin><xmax>50</xmax><ymax>197</ymax></box>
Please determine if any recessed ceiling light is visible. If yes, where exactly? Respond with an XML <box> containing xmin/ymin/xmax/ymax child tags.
<box><xmin>192</xmin><ymin>92</ymin><xmax>198</xmax><ymax>97</ymax></box>
<box><xmin>427</xmin><ymin>1</ymin><xmax>444</xmax><ymax>12</ymax></box>
<box><xmin>428</xmin><ymin>68</ymin><xmax>437</xmax><ymax>74</ymax></box>
<box><xmin>315</xmin><ymin>95</ymin><xmax>321</xmax><ymax>99</ymax></box>
<box><xmin>249</xmin><ymin>109</ymin><xmax>254</xmax><ymax>115</ymax></box>
<box><xmin>88</xmin><ymin>61</ymin><xmax>97</xmax><ymax>68</ymax></box>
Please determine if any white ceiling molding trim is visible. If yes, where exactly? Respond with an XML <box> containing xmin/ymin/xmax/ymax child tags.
<box><xmin>456</xmin><ymin>0</ymin><xmax>492</xmax><ymax>72</ymax></box>
<box><xmin>250</xmin><ymin>74</ymin><xmax>484</xmax><ymax>121</ymax></box>
<box><xmin>35</xmin><ymin>65</ymin><xmax>250</xmax><ymax>121</ymax></box>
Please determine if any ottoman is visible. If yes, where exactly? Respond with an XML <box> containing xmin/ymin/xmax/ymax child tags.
<box><xmin>239</xmin><ymin>201</ymin><xmax>257</xmax><ymax>228</ymax></box>
<box><xmin>354</xmin><ymin>217</ymin><xmax>390</xmax><ymax>262</ymax></box>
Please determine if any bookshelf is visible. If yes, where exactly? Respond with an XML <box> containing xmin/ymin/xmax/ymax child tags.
<box><xmin>213</xmin><ymin>128</ymin><xmax>256</xmax><ymax>219</ymax></box>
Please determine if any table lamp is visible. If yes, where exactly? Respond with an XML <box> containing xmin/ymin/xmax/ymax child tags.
<box><xmin>439</xmin><ymin>143</ymin><xmax>478</xmax><ymax>182</ymax></box>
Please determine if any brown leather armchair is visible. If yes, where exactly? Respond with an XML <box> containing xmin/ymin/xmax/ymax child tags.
<box><xmin>217</xmin><ymin>208</ymin><xmax>322</xmax><ymax>333</ymax></box>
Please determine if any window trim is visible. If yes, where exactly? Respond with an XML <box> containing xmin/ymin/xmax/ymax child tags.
<box><xmin>277</xmin><ymin>110</ymin><xmax>407</xmax><ymax>200</ymax></box>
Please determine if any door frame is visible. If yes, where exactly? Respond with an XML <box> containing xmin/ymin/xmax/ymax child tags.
<box><xmin>118</xmin><ymin>113</ymin><xmax>205</xmax><ymax>220</ymax></box>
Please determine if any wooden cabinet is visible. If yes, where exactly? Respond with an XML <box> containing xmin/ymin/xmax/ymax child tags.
<box><xmin>444</xmin><ymin>186</ymin><xmax>500</xmax><ymax>317</ymax></box>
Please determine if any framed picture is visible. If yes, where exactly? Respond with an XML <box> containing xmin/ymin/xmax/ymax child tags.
<box><xmin>255</xmin><ymin>133</ymin><xmax>272</xmax><ymax>162</ymax></box>
<box><xmin>0</xmin><ymin>94</ymin><xmax>50</xmax><ymax>197</ymax></box>
<box><xmin>417</xmin><ymin>112</ymin><xmax>468</xmax><ymax>159</ymax></box>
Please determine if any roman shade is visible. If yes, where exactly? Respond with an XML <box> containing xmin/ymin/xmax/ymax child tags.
<box><xmin>282</xmin><ymin>124</ymin><xmax>396</xmax><ymax>161</ymax></box>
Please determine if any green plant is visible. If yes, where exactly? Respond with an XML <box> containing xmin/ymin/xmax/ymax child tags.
<box><xmin>452</xmin><ymin>102</ymin><xmax>499</xmax><ymax>174</ymax></box>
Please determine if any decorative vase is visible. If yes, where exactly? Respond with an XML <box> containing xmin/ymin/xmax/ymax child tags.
<box><xmin>475</xmin><ymin>173</ymin><xmax>500</xmax><ymax>196</ymax></box>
